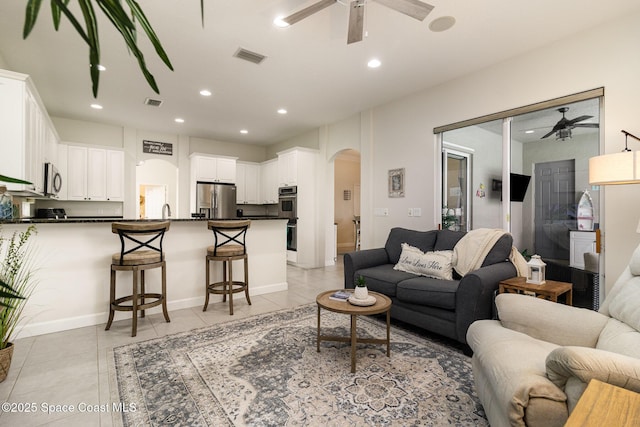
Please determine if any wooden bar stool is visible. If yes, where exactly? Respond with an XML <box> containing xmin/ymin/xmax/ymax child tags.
<box><xmin>106</xmin><ymin>221</ymin><xmax>171</xmax><ymax>337</ymax></box>
<box><xmin>203</xmin><ymin>220</ymin><xmax>251</xmax><ymax>315</ymax></box>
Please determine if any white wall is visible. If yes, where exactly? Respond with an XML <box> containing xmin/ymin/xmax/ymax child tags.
<box><xmin>355</xmin><ymin>12</ymin><xmax>640</xmax><ymax>295</ymax></box>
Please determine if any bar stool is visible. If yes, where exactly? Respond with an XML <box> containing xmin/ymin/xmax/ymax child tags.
<box><xmin>203</xmin><ymin>219</ymin><xmax>251</xmax><ymax>315</ymax></box>
<box><xmin>106</xmin><ymin>221</ymin><xmax>171</xmax><ymax>337</ymax></box>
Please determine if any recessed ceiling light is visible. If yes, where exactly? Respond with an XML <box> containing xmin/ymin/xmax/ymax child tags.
<box><xmin>277</xmin><ymin>108</ymin><xmax>288</xmax><ymax>115</ymax></box>
<box><xmin>525</xmin><ymin>130</ymin><xmax>535</xmax><ymax>134</ymax></box>
<box><xmin>97</xmin><ymin>64</ymin><xmax>106</xmax><ymax>71</ymax></box>
<box><xmin>367</xmin><ymin>58</ymin><xmax>382</xmax><ymax>69</ymax></box>
<box><xmin>240</xmin><ymin>129</ymin><xmax>249</xmax><ymax>134</ymax></box>
<box><xmin>273</xmin><ymin>17</ymin><xmax>289</xmax><ymax>28</ymax></box>
<box><xmin>175</xmin><ymin>118</ymin><xmax>185</xmax><ymax>123</ymax></box>
<box><xmin>90</xmin><ymin>103</ymin><xmax>103</xmax><ymax>110</ymax></box>
<box><xmin>199</xmin><ymin>89</ymin><xmax>212</xmax><ymax>96</ymax></box>
<box><xmin>429</xmin><ymin>16</ymin><xmax>456</xmax><ymax>32</ymax></box>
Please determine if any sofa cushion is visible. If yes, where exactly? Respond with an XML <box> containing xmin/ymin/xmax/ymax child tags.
<box><xmin>356</xmin><ymin>264</ymin><xmax>416</xmax><ymax>296</ymax></box>
<box><xmin>396</xmin><ymin>276</ymin><xmax>459</xmax><ymax>310</ymax></box>
<box><xmin>434</xmin><ymin>229</ymin><xmax>466</xmax><ymax>251</ymax></box>
<box><xmin>393</xmin><ymin>243</ymin><xmax>454</xmax><ymax>280</ymax></box>
<box><xmin>385</xmin><ymin>228</ymin><xmax>438</xmax><ymax>264</ymax></box>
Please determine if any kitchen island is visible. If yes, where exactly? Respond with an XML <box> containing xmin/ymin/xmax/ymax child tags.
<box><xmin>0</xmin><ymin>217</ymin><xmax>288</xmax><ymax>338</ymax></box>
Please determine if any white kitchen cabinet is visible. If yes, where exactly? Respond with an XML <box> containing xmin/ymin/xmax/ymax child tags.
<box><xmin>236</xmin><ymin>162</ymin><xmax>260</xmax><ymax>204</ymax></box>
<box><xmin>192</xmin><ymin>154</ymin><xmax>236</xmax><ymax>183</ymax></box>
<box><xmin>0</xmin><ymin>70</ymin><xmax>59</xmax><ymax>194</ymax></box>
<box><xmin>106</xmin><ymin>149</ymin><xmax>124</xmax><ymax>201</ymax></box>
<box><xmin>278</xmin><ymin>150</ymin><xmax>298</xmax><ymax>187</ymax></box>
<box><xmin>260</xmin><ymin>159</ymin><xmax>278</xmax><ymax>204</ymax></box>
<box><xmin>65</xmin><ymin>144</ymin><xmax>123</xmax><ymax>201</ymax></box>
<box><xmin>570</xmin><ymin>231</ymin><xmax>597</xmax><ymax>269</ymax></box>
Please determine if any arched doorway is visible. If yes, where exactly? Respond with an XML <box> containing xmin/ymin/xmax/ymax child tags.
<box><xmin>334</xmin><ymin>149</ymin><xmax>361</xmax><ymax>256</ymax></box>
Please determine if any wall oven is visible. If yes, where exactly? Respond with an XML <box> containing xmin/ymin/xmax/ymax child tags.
<box><xmin>279</xmin><ymin>186</ymin><xmax>297</xmax><ymax>251</ymax></box>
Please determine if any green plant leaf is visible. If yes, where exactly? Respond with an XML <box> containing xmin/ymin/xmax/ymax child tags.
<box><xmin>124</xmin><ymin>0</ymin><xmax>173</xmax><ymax>70</ymax></box>
<box><xmin>201</xmin><ymin>0</ymin><xmax>204</xmax><ymax>27</ymax></box>
<box><xmin>23</xmin><ymin>0</ymin><xmax>43</xmax><ymax>38</ymax></box>
<box><xmin>0</xmin><ymin>175</ymin><xmax>32</xmax><ymax>185</ymax></box>
<box><xmin>78</xmin><ymin>0</ymin><xmax>101</xmax><ymax>97</ymax></box>
<box><xmin>50</xmin><ymin>0</ymin><xmax>91</xmax><ymax>44</ymax></box>
<box><xmin>51</xmin><ymin>0</ymin><xmax>70</xmax><ymax>30</ymax></box>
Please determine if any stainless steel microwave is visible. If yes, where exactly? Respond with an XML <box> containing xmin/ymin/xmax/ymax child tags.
<box><xmin>44</xmin><ymin>163</ymin><xmax>62</xmax><ymax>197</ymax></box>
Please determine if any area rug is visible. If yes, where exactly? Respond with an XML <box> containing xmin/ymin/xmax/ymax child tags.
<box><xmin>110</xmin><ymin>304</ymin><xmax>487</xmax><ymax>426</ymax></box>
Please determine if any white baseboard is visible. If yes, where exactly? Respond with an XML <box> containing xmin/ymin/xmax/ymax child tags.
<box><xmin>15</xmin><ymin>282</ymin><xmax>289</xmax><ymax>339</ymax></box>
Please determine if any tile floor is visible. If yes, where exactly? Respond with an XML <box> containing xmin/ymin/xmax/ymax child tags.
<box><xmin>0</xmin><ymin>262</ymin><xmax>345</xmax><ymax>426</ymax></box>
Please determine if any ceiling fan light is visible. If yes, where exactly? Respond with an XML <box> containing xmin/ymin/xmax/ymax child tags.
<box><xmin>556</xmin><ymin>128</ymin><xmax>572</xmax><ymax>140</ymax></box>
<box><xmin>273</xmin><ymin>17</ymin><xmax>290</xmax><ymax>28</ymax></box>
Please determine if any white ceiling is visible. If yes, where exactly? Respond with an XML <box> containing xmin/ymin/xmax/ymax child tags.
<box><xmin>0</xmin><ymin>1</ymin><xmax>638</xmax><ymax>146</ymax></box>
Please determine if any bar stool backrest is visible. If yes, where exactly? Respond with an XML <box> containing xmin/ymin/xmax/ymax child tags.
<box><xmin>112</xmin><ymin>221</ymin><xmax>171</xmax><ymax>266</ymax></box>
<box><xmin>207</xmin><ymin>220</ymin><xmax>251</xmax><ymax>257</ymax></box>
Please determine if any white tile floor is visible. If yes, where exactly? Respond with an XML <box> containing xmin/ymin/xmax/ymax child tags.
<box><xmin>0</xmin><ymin>262</ymin><xmax>345</xmax><ymax>426</ymax></box>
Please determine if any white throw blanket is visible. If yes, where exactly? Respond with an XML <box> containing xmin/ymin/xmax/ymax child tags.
<box><xmin>452</xmin><ymin>228</ymin><xmax>529</xmax><ymax>277</ymax></box>
<box><xmin>452</xmin><ymin>228</ymin><xmax>506</xmax><ymax>276</ymax></box>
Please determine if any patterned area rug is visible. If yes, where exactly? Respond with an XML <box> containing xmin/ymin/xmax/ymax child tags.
<box><xmin>110</xmin><ymin>304</ymin><xmax>487</xmax><ymax>426</ymax></box>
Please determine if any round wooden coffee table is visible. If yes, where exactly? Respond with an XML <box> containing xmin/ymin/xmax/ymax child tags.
<box><xmin>316</xmin><ymin>289</ymin><xmax>392</xmax><ymax>373</ymax></box>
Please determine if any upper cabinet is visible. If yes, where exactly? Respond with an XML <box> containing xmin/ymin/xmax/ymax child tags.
<box><xmin>191</xmin><ymin>154</ymin><xmax>236</xmax><ymax>183</ymax></box>
<box><xmin>0</xmin><ymin>70</ymin><xmax>59</xmax><ymax>194</ymax></box>
<box><xmin>261</xmin><ymin>159</ymin><xmax>278</xmax><ymax>204</ymax></box>
<box><xmin>65</xmin><ymin>144</ymin><xmax>124</xmax><ymax>201</ymax></box>
<box><xmin>278</xmin><ymin>150</ymin><xmax>298</xmax><ymax>187</ymax></box>
<box><xmin>236</xmin><ymin>162</ymin><xmax>260</xmax><ymax>204</ymax></box>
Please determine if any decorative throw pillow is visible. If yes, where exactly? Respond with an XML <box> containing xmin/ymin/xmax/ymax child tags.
<box><xmin>393</xmin><ymin>243</ymin><xmax>454</xmax><ymax>280</ymax></box>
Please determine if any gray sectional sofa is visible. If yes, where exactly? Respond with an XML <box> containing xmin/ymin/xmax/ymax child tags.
<box><xmin>344</xmin><ymin>227</ymin><xmax>517</xmax><ymax>344</ymax></box>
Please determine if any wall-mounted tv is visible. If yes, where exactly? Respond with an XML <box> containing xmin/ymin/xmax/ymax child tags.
<box><xmin>491</xmin><ymin>173</ymin><xmax>532</xmax><ymax>202</ymax></box>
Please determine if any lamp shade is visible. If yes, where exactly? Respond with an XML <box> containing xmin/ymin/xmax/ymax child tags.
<box><xmin>589</xmin><ymin>151</ymin><xmax>640</xmax><ymax>185</ymax></box>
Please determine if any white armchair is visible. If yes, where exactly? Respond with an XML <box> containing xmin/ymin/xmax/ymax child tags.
<box><xmin>466</xmin><ymin>246</ymin><xmax>640</xmax><ymax>427</ymax></box>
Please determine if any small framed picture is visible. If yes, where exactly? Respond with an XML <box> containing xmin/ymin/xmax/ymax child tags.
<box><xmin>388</xmin><ymin>168</ymin><xmax>405</xmax><ymax>198</ymax></box>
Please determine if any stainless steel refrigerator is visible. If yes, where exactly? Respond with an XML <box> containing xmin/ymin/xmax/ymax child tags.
<box><xmin>196</xmin><ymin>181</ymin><xmax>237</xmax><ymax>218</ymax></box>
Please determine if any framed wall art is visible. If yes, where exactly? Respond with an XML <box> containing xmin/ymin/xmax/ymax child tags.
<box><xmin>388</xmin><ymin>168</ymin><xmax>405</xmax><ymax>198</ymax></box>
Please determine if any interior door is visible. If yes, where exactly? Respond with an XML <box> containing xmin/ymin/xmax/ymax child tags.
<box><xmin>534</xmin><ymin>159</ymin><xmax>575</xmax><ymax>260</ymax></box>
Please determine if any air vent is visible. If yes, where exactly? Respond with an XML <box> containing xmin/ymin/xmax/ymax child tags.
<box><xmin>233</xmin><ymin>48</ymin><xmax>267</xmax><ymax>65</ymax></box>
<box><xmin>144</xmin><ymin>97</ymin><xmax>163</xmax><ymax>107</ymax></box>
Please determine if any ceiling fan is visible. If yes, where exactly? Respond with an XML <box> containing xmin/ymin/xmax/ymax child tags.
<box><xmin>280</xmin><ymin>0</ymin><xmax>435</xmax><ymax>44</ymax></box>
<box><xmin>541</xmin><ymin>107</ymin><xmax>599</xmax><ymax>140</ymax></box>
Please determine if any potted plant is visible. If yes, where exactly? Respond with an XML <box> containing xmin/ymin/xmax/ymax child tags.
<box><xmin>0</xmin><ymin>224</ymin><xmax>37</xmax><ymax>382</ymax></box>
<box><xmin>0</xmin><ymin>174</ymin><xmax>37</xmax><ymax>382</ymax></box>
<box><xmin>354</xmin><ymin>275</ymin><xmax>368</xmax><ymax>300</ymax></box>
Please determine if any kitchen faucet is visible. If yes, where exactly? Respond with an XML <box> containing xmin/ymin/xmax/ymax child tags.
<box><xmin>162</xmin><ymin>203</ymin><xmax>171</xmax><ymax>219</ymax></box>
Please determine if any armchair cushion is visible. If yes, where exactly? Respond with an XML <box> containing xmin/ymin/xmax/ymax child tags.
<box><xmin>546</xmin><ymin>346</ymin><xmax>640</xmax><ymax>410</ymax></box>
<box><xmin>496</xmin><ymin>293</ymin><xmax>609</xmax><ymax>347</ymax></box>
<box><xmin>607</xmin><ymin>276</ymin><xmax>640</xmax><ymax>331</ymax></box>
<box><xmin>596</xmin><ymin>318</ymin><xmax>640</xmax><ymax>358</ymax></box>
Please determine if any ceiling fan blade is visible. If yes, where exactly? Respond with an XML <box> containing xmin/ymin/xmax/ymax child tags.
<box><xmin>282</xmin><ymin>0</ymin><xmax>337</xmax><ymax>26</ymax></box>
<box><xmin>347</xmin><ymin>1</ymin><xmax>365</xmax><ymax>44</ymax></box>
<box><xmin>566</xmin><ymin>115</ymin><xmax>593</xmax><ymax>125</ymax></box>
<box><xmin>573</xmin><ymin>123</ymin><xmax>600</xmax><ymax>128</ymax></box>
<box><xmin>374</xmin><ymin>0</ymin><xmax>434</xmax><ymax>21</ymax></box>
<box><xmin>541</xmin><ymin>129</ymin><xmax>557</xmax><ymax>139</ymax></box>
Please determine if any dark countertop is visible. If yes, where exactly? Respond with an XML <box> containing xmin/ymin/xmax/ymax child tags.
<box><xmin>0</xmin><ymin>216</ymin><xmax>286</xmax><ymax>224</ymax></box>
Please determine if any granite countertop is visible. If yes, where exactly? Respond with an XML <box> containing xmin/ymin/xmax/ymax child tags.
<box><xmin>0</xmin><ymin>216</ymin><xmax>286</xmax><ymax>224</ymax></box>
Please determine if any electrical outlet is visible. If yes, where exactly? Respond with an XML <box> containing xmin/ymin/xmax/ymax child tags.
<box><xmin>408</xmin><ymin>208</ymin><xmax>413</xmax><ymax>217</ymax></box>
<box><xmin>374</xmin><ymin>208</ymin><xmax>389</xmax><ymax>216</ymax></box>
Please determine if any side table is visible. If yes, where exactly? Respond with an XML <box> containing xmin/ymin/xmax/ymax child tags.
<box><xmin>316</xmin><ymin>290</ymin><xmax>392</xmax><ymax>373</ymax></box>
<box><xmin>499</xmin><ymin>276</ymin><xmax>573</xmax><ymax>305</ymax></box>
<box><xmin>565</xmin><ymin>379</ymin><xmax>640</xmax><ymax>426</ymax></box>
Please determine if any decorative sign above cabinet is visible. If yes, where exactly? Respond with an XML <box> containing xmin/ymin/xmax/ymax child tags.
<box><xmin>143</xmin><ymin>140</ymin><xmax>173</xmax><ymax>156</ymax></box>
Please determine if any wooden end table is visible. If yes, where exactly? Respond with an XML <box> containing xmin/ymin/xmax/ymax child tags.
<box><xmin>316</xmin><ymin>290</ymin><xmax>392</xmax><ymax>373</ymax></box>
<box><xmin>499</xmin><ymin>276</ymin><xmax>573</xmax><ymax>305</ymax></box>
<box><xmin>565</xmin><ymin>379</ymin><xmax>640</xmax><ymax>426</ymax></box>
